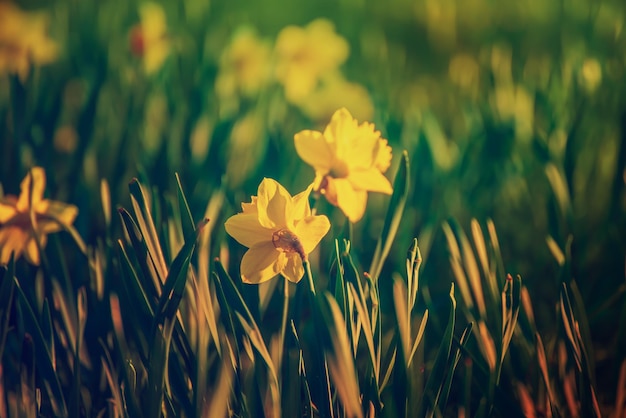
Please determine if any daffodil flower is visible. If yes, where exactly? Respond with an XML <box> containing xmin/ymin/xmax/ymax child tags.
<box><xmin>225</xmin><ymin>178</ymin><xmax>330</xmax><ymax>284</ymax></box>
<box><xmin>275</xmin><ymin>19</ymin><xmax>349</xmax><ymax>103</ymax></box>
<box><xmin>294</xmin><ymin>108</ymin><xmax>393</xmax><ymax>223</ymax></box>
<box><xmin>0</xmin><ymin>3</ymin><xmax>58</xmax><ymax>81</ymax></box>
<box><xmin>0</xmin><ymin>168</ymin><xmax>78</xmax><ymax>265</ymax></box>
<box><xmin>129</xmin><ymin>2</ymin><xmax>170</xmax><ymax>75</ymax></box>
<box><xmin>215</xmin><ymin>27</ymin><xmax>272</xmax><ymax>100</ymax></box>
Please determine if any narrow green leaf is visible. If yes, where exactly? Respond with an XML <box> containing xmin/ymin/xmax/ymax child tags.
<box><xmin>212</xmin><ymin>259</ymin><xmax>259</xmax><ymax>334</ymax></box>
<box><xmin>154</xmin><ymin>219</ymin><xmax>206</xmax><ymax>324</ymax></box>
<box><xmin>501</xmin><ymin>275</ymin><xmax>521</xmax><ymax>365</ymax></box>
<box><xmin>118</xmin><ymin>208</ymin><xmax>161</xmax><ymax>299</ymax></box>
<box><xmin>0</xmin><ymin>258</ymin><xmax>16</xmax><ymax>361</ymax></box>
<box><xmin>348</xmin><ymin>283</ymin><xmax>377</xmax><ymax>381</ymax></box>
<box><xmin>117</xmin><ymin>240</ymin><xmax>155</xmax><ymax>318</ymax></box>
<box><xmin>332</xmin><ymin>240</ymin><xmax>348</xmax><ymax>321</ymax></box>
<box><xmin>393</xmin><ymin>278</ymin><xmax>410</xmax><ymax>365</ymax></box>
<box><xmin>175</xmin><ymin>173</ymin><xmax>195</xmax><ymax>243</ymax></box>
<box><xmin>472</xmin><ymin>220</ymin><xmax>500</xmax><ymax>310</ymax></box>
<box><xmin>442</xmin><ymin>222</ymin><xmax>474</xmax><ymax>314</ymax></box>
<box><xmin>535</xmin><ymin>332</ymin><xmax>558</xmax><ymax>414</ymax></box>
<box><xmin>70</xmin><ymin>287</ymin><xmax>87</xmax><ymax>418</ymax></box>
<box><xmin>236</xmin><ymin>312</ymin><xmax>281</xmax><ymax>417</ymax></box>
<box><xmin>369</xmin><ymin>150</ymin><xmax>410</xmax><ymax>281</ymax></box>
<box><xmin>146</xmin><ymin>319</ymin><xmax>172</xmax><ymax>418</ymax></box>
<box><xmin>40</xmin><ymin>299</ymin><xmax>55</xmax><ymax>368</ymax></box>
<box><xmin>408</xmin><ymin>309</ymin><xmax>429</xmax><ymax>367</ymax></box>
<box><xmin>100</xmin><ymin>179</ymin><xmax>112</xmax><ymax>228</ymax></box>
<box><xmin>144</xmin><ymin>220</ymin><xmax>204</xmax><ymax>418</ymax></box>
<box><xmin>320</xmin><ymin>293</ymin><xmax>364</xmax><ymax>418</ymax></box>
<box><xmin>288</xmin><ymin>322</ymin><xmax>313</xmax><ymax>418</ymax></box>
<box><xmin>129</xmin><ymin>178</ymin><xmax>168</xmax><ymax>283</ymax></box>
<box><xmin>15</xmin><ymin>281</ymin><xmax>68</xmax><ymax>418</ymax></box>
<box><xmin>421</xmin><ymin>283</ymin><xmax>456</xmax><ymax>417</ymax></box>
<box><xmin>205</xmin><ymin>359</ymin><xmax>233</xmax><ymax>418</ymax></box>
<box><xmin>379</xmin><ymin>345</ymin><xmax>397</xmax><ymax>392</ymax></box>
<box><xmin>435</xmin><ymin>323</ymin><xmax>473</xmax><ymax>414</ymax></box>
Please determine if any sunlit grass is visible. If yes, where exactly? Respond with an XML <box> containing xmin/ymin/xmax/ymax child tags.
<box><xmin>1</xmin><ymin>0</ymin><xmax>625</xmax><ymax>417</ymax></box>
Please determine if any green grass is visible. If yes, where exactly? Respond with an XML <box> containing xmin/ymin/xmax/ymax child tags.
<box><xmin>1</xmin><ymin>0</ymin><xmax>626</xmax><ymax>416</ymax></box>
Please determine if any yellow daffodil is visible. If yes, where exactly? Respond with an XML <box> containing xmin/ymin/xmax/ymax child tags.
<box><xmin>215</xmin><ymin>27</ymin><xmax>272</xmax><ymax>100</ymax></box>
<box><xmin>129</xmin><ymin>2</ymin><xmax>170</xmax><ymax>75</ymax></box>
<box><xmin>0</xmin><ymin>167</ymin><xmax>78</xmax><ymax>265</ymax></box>
<box><xmin>225</xmin><ymin>178</ymin><xmax>330</xmax><ymax>284</ymax></box>
<box><xmin>294</xmin><ymin>108</ymin><xmax>393</xmax><ymax>223</ymax></box>
<box><xmin>275</xmin><ymin>19</ymin><xmax>349</xmax><ymax>103</ymax></box>
<box><xmin>0</xmin><ymin>2</ymin><xmax>58</xmax><ymax>81</ymax></box>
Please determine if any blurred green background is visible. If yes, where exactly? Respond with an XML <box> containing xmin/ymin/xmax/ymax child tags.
<box><xmin>1</xmin><ymin>0</ymin><xmax>625</xmax><ymax>412</ymax></box>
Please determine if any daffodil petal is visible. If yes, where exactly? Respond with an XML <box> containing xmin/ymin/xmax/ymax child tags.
<box><xmin>24</xmin><ymin>236</ymin><xmax>41</xmax><ymax>265</ymax></box>
<box><xmin>333</xmin><ymin>178</ymin><xmax>368</xmax><ymax>223</ymax></box>
<box><xmin>240</xmin><ymin>242</ymin><xmax>284</xmax><ymax>284</ymax></box>
<box><xmin>281</xmin><ymin>253</ymin><xmax>305</xmax><ymax>283</ymax></box>
<box><xmin>0</xmin><ymin>201</ymin><xmax>17</xmax><ymax>223</ymax></box>
<box><xmin>294</xmin><ymin>130</ymin><xmax>334</xmax><ymax>173</ymax></box>
<box><xmin>225</xmin><ymin>213</ymin><xmax>269</xmax><ymax>248</ymax></box>
<box><xmin>0</xmin><ymin>227</ymin><xmax>26</xmax><ymax>264</ymax></box>
<box><xmin>39</xmin><ymin>201</ymin><xmax>78</xmax><ymax>233</ymax></box>
<box><xmin>294</xmin><ymin>215</ymin><xmax>330</xmax><ymax>255</ymax></box>
<box><xmin>257</xmin><ymin>178</ymin><xmax>290</xmax><ymax>229</ymax></box>
<box><xmin>241</xmin><ymin>196</ymin><xmax>258</xmax><ymax>214</ymax></box>
<box><xmin>348</xmin><ymin>169</ymin><xmax>393</xmax><ymax>194</ymax></box>
<box><xmin>17</xmin><ymin>167</ymin><xmax>46</xmax><ymax>211</ymax></box>
<box><xmin>291</xmin><ymin>184</ymin><xmax>313</xmax><ymax>225</ymax></box>
<box><xmin>322</xmin><ymin>108</ymin><xmax>356</xmax><ymax>159</ymax></box>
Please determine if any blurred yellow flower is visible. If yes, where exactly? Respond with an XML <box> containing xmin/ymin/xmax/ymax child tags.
<box><xmin>129</xmin><ymin>2</ymin><xmax>170</xmax><ymax>75</ymax></box>
<box><xmin>216</xmin><ymin>27</ymin><xmax>272</xmax><ymax>101</ymax></box>
<box><xmin>225</xmin><ymin>178</ymin><xmax>330</xmax><ymax>284</ymax></box>
<box><xmin>295</xmin><ymin>73</ymin><xmax>374</xmax><ymax>123</ymax></box>
<box><xmin>0</xmin><ymin>168</ymin><xmax>78</xmax><ymax>265</ymax></box>
<box><xmin>0</xmin><ymin>2</ymin><xmax>58</xmax><ymax>81</ymax></box>
<box><xmin>275</xmin><ymin>19</ymin><xmax>349</xmax><ymax>103</ymax></box>
<box><xmin>225</xmin><ymin>111</ymin><xmax>266</xmax><ymax>188</ymax></box>
<box><xmin>294</xmin><ymin>108</ymin><xmax>393</xmax><ymax>223</ymax></box>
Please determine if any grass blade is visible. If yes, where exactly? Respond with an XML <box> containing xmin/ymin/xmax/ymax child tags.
<box><xmin>369</xmin><ymin>150</ymin><xmax>410</xmax><ymax>281</ymax></box>
<box><xmin>15</xmin><ymin>281</ymin><xmax>68</xmax><ymax>418</ymax></box>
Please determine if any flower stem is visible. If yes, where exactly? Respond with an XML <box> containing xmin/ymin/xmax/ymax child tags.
<box><xmin>304</xmin><ymin>259</ymin><xmax>317</xmax><ymax>296</ymax></box>
<box><xmin>302</xmin><ymin>260</ymin><xmax>333</xmax><ymax>418</ymax></box>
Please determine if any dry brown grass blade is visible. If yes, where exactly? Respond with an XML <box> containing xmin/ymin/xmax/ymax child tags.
<box><xmin>535</xmin><ymin>332</ymin><xmax>557</xmax><ymax>412</ymax></box>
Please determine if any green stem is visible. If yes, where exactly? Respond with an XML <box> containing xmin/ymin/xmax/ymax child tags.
<box><xmin>304</xmin><ymin>259</ymin><xmax>317</xmax><ymax>296</ymax></box>
<box><xmin>302</xmin><ymin>260</ymin><xmax>333</xmax><ymax>418</ymax></box>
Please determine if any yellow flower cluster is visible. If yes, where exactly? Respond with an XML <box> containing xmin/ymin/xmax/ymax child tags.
<box><xmin>0</xmin><ymin>2</ymin><xmax>58</xmax><ymax>81</ymax></box>
<box><xmin>0</xmin><ymin>168</ymin><xmax>77</xmax><ymax>265</ymax></box>
<box><xmin>225</xmin><ymin>108</ymin><xmax>393</xmax><ymax>284</ymax></box>
<box><xmin>274</xmin><ymin>19</ymin><xmax>349</xmax><ymax>103</ymax></box>
<box><xmin>216</xmin><ymin>19</ymin><xmax>373</xmax><ymax>122</ymax></box>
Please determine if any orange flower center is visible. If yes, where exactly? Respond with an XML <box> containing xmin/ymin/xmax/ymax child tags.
<box><xmin>2</xmin><ymin>211</ymin><xmax>34</xmax><ymax>230</ymax></box>
<box><xmin>271</xmin><ymin>228</ymin><xmax>306</xmax><ymax>260</ymax></box>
